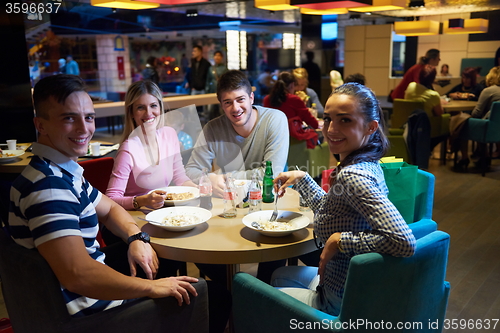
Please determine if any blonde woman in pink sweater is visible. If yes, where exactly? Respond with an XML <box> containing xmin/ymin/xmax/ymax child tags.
<box><xmin>106</xmin><ymin>80</ymin><xmax>196</xmax><ymax>210</ymax></box>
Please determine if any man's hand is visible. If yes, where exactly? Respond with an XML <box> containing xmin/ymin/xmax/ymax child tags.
<box><xmin>128</xmin><ymin>241</ymin><xmax>159</xmax><ymax>279</ymax></box>
<box><xmin>318</xmin><ymin>232</ymin><xmax>341</xmax><ymax>285</ymax></box>
<box><xmin>209</xmin><ymin>173</ymin><xmax>226</xmax><ymax>198</ymax></box>
<box><xmin>148</xmin><ymin>276</ymin><xmax>199</xmax><ymax>306</ymax></box>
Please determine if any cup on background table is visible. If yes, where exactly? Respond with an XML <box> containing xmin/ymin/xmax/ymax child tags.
<box><xmin>6</xmin><ymin>140</ymin><xmax>16</xmax><ymax>150</ymax></box>
<box><xmin>90</xmin><ymin>142</ymin><xmax>101</xmax><ymax>156</ymax></box>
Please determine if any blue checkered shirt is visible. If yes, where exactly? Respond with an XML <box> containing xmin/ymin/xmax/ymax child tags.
<box><xmin>294</xmin><ymin>161</ymin><xmax>416</xmax><ymax>299</ymax></box>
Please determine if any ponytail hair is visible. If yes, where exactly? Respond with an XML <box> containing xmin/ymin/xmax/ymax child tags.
<box><xmin>418</xmin><ymin>48</ymin><xmax>440</xmax><ymax>65</ymax></box>
<box><xmin>269</xmin><ymin>71</ymin><xmax>295</xmax><ymax>108</ymax></box>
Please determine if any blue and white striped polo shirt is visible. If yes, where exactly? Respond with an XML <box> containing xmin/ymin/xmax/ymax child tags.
<box><xmin>9</xmin><ymin>143</ymin><xmax>123</xmax><ymax>317</ymax></box>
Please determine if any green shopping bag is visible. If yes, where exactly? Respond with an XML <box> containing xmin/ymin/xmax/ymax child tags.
<box><xmin>380</xmin><ymin>161</ymin><xmax>418</xmax><ymax>224</ymax></box>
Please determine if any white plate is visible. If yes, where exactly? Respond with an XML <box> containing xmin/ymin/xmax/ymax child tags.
<box><xmin>145</xmin><ymin>206</ymin><xmax>211</xmax><ymax>231</ymax></box>
<box><xmin>149</xmin><ymin>186</ymin><xmax>200</xmax><ymax>205</ymax></box>
<box><xmin>0</xmin><ymin>150</ymin><xmax>24</xmax><ymax>162</ymax></box>
<box><xmin>242</xmin><ymin>210</ymin><xmax>310</xmax><ymax>237</ymax></box>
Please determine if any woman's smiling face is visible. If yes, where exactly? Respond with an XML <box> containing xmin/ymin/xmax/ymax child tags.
<box><xmin>132</xmin><ymin>93</ymin><xmax>161</xmax><ymax>130</ymax></box>
<box><xmin>322</xmin><ymin>94</ymin><xmax>378</xmax><ymax>161</ymax></box>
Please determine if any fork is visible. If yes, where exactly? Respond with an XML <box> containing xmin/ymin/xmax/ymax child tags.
<box><xmin>269</xmin><ymin>180</ymin><xmax>281</xmax><ymax>222</ymax></box>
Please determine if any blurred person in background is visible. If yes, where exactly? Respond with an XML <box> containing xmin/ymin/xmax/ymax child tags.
<box><xmin>439</xmin><ymin>64</ymin><xmax>452</xmax><ymax>77</ymax></box>
<box><xmin>207</xmin><ymin>50</ymin><xmax>228</xmax><ymax>120</ymax></box>
<box><xmin>344</xmin><ymin>73</ymin><xmax>366</xmax><ymax>86</ymax></box>
<box><xmin>65</xmin><ymin>55</ymin><xmax>80</xmax><ymax>76</ymax></box>
<box><xmin>293</xmin><ymin>67</ymin><xmax>324</xmax><ymax>118</ymax></box>
<box><xmin>446</xmin><ymin>67</ymin><xmax>484</xmax><ymax>101</ymax></box>
<box><xmin>302</xmin><ymin>51</ymin><xmax>322</xmax><ymax>95</ymax></box>
<box><xmin>390</xmin><ymin>49</ymin><xmax>440</xmax><ymax>102</ymax></box>
<box><xmin>142</xmin><ymin>56</ymin><xmax>159</xmax><ymax>85</ymax></box>
<box><xmin>264</xmin><ymin>72</ymin><xmax>319</xmax><ymax>128</ymax></box>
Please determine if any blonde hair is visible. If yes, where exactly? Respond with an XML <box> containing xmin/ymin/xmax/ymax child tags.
<box><xmin>121</xmin><ymin>80</ymin><xmax>164</xmax><ymax>144</ymax></box>
<box><xmin>485</xmin><ymin>66</ymin><xmax>500</xmax><ymax>87</ymax></box>
<box><xmin>330</xmin><ymin>70</ymin><xmax>344</xmax><ymax>90</ymax></box>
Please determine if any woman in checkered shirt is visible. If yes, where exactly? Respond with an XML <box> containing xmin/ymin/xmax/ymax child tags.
<box><xmin>270</xmin><ymin>83</ymin><xmax>416</xmax><ymax>316</ymax></box>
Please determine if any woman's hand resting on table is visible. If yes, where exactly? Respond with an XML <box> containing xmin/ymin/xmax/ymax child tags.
<box><xmin>136</xmin><ymin>190</ymin><xmax>167</xmax><ymax>210</ymax></box>
<box><xmin>318</xmin><ymin>232</ymin><xmax>342</xmax><ymax>285</ymax></box>
<box><xmin>273</xmin><ymin>170</ymin><xmax>306</xmax><ymax>197</ymax></box>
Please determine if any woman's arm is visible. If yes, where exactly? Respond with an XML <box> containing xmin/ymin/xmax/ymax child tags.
<box><xmin>105</xmin><ymin>147</ymin><xmax>135</xmax><ymax>210</ymax></box>
<box><xmin>339</xmin><ymin>167</ymin><xmax>416</xmax><ymax>257</ymax></box>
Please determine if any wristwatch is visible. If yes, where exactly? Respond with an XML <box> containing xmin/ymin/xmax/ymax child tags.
<box><xmin>127</xmin><ymin>232</ymin><xmax>150</xmax><ymax>245</ymax></box>
<box><xmin>133</xmin><ymin>196</ymin><xmax>140</xmax><ymax>210</ymax></box>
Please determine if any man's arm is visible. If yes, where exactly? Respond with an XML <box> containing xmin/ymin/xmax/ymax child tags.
<box><xmin>185</xmin><ymin>128</ymin><xmax>215</xmax><ymax>183</ymax></box>
<box><xmin>37</xmin><ymin>235</ymin><xmax>198</xmax><ymax>304</ymax></box>
<box><xmin>95</xmin><ymin>195</ymin><xmax>157</xmax><ymax>278</ymax></box>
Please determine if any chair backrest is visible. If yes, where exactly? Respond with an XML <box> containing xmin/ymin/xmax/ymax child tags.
<box><xmin>0</xmin><ymin>228</ymin><xmax>71</xmax><ymax>332</ymax></box>
<box><xmin>486</xmin><ymin>101</ymin><xmax>500</xmax><ymax>143</ymax></box>
<box><xmin>321</xmin><ymin>168</ymin><xmax>434</xmax><ymax>223</ymax></box>
<box><xmin>391</xmin><ymin>99</ymin><xmax>425</xmax><ymax>129</ymax></box>
<box><xmin>339</xmin><ymin>230</ymin><xmax>450</xmax><ymax>331</ymax></box>
<box><xmin>78</xmin><ymin>157</ymin><xmax>114</xmax><ymax>193</ymax></box>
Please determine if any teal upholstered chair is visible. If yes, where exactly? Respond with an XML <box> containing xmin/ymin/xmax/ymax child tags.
<box><xmin>465</xmin><ymin>101</ymin><xmax>500</xmax><ymax>176</ymax></box>
<box><xmin>287</xmin><ymin>137</ymin><xmax>331</xmax><ymax>179</ymax></box>
<box><xmin>232</xmin><ymin>229</ymin><xmax>450</xmax><ymax>333</ymax></box>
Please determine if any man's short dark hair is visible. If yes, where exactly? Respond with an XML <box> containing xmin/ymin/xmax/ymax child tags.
<box><xmin>214</xmin><ymin>50</ymin><xmax>224</xmax><ymax>57</ymax></box>
<box><xmin>344</xmin><ymin>73</ymin><xmax>366</xmax><ymax>86</ymax></box>
<box><xmin>216</xmin><ymin>70</ymin><xmax>252</xmax><ymax>101</ymax></box>
<box><xmin>33</xmin><ymin>74</ymin><xmax>87</xmax><ymax>119</ymax></box>
<box><xmin>193</xmin><ymin>45</ymin><xmax>203</xmax><ymax>52</ymax></box>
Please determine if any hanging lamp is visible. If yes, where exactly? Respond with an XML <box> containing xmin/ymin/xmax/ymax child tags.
<box><xmin>90</xmin><ymin>0</ymin><xmax>160</xmax><ymax>10</ymax></box>
<box><xmin>254</xmin><ymin>0</ymin><xmax>299</xmax><ymax>11</ymax></box>
<box><xmin>443</xmin><ymin>18</ymin><xmax>488</xmax><ymax>34</ymax></box>
<box><xmin>394</xmin><ymin>20</ymin><xmax>440</xmax><ymax>36</ymax></box>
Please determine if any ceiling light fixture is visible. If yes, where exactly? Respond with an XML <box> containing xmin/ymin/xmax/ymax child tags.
<box><xmin>443</xmin><ymin>18</ymin><xmax>488</xmax><ymax>34</ymax></box>
<box><xmin>349</xmin><ymin>0</ymin><xmax>405</xmax><ymax>12</ymax></box>
<box><xmin>394</xmin><ymin>20</ymin><xmax>440</xmax><ymax>36</ymax></box>
<box><xmin>90</xmin><ymin>0</ymin><xmax>160</xmax><ymax>10</ymax></box>
<box><xmin>299</xmin><ymin>7</ymin><xmax>348</xmax><ymax>14</ymax></box>
<box><xmin>290</xmin><ymin>0</ymin><xmax>371</xmax><ymax>10</ymax></box>
<box><xmin>186</xmin><ymin>9</ymin><xmax>198</xmax><ymax>16</ymax></box>
<box><xmin>254</xmin><ymin>0</ymin><xmax>299</xmax><ymax>11</ymax></box>
<box><xmin>145</xmin><ymin>0</ymin><xmax>208</xmax><ymax>4</ymax></box>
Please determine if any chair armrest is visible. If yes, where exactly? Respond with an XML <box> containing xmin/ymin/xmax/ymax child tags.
<box><xmin>232</xmin><ymin>272</ymin><xmax>341</xmax><ymax>333</ymax></box>
<box><xmin>408</xmin><ymin>219</ymin><xmax>437</xmax><ymax>239</ymax></box>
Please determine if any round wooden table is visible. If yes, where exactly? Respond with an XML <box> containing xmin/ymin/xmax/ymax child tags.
<box><xmin>130</xmin><ymin>188</ymin><xmax>317</xmax><ymax>289</ymax></box>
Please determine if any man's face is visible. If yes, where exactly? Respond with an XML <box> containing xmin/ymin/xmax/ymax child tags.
<box><xmin>220</xmin><ymin>88</ymin><xmax>256</xmax><ymax>131</ymax></box>
<box><xmin>192</xmin><ymin>47</ymin><xmax>202</xmax><ymax>60</ymax></box>
<box><xmin>34</xmin><ymin>91</ymin><xmax>95</xmax><ymax>161</ymax></box>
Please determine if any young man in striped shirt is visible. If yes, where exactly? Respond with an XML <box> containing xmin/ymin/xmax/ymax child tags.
<box><xmin>8</xmin><ymin>75</ymin><xmax>200</xmax><ymax>325</ymax></box>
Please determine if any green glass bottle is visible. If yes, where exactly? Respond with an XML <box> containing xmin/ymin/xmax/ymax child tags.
<box><xmin>262</xmin><ymin>161</ymin><xmax>274</xmax><ymax>203</ymax></box>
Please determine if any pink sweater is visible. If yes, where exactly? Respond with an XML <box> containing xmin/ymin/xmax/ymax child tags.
<box><xmin>106</xmin><ymin>126</ymin><xmax>191</xmax><ymax>210</ymax></box>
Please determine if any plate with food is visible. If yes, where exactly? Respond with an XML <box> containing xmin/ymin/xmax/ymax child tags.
<box><xmin>149</xmin><ymin>186</ymin><xmax>200</xmax><ymax>205</ymax></box>
<box><xmin>145</xmin><ymin>206</ymin><xmax>211</xmax><ymax>231</ymax></box>
<box><xmin>242</xmin><ymin>210</ymin><xmax>310</xmax><ymax>237</ymax></box>
<box><xmin>0</xmin><ymin>150</ymin><xmax>24</xmax><ymax>162</ymax></box>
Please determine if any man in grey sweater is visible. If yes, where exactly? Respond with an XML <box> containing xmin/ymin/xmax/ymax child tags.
<box><xmin>186</xmin><ymin>70</ymin><xmax>289</xmax><ymax>197</ymax></box>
